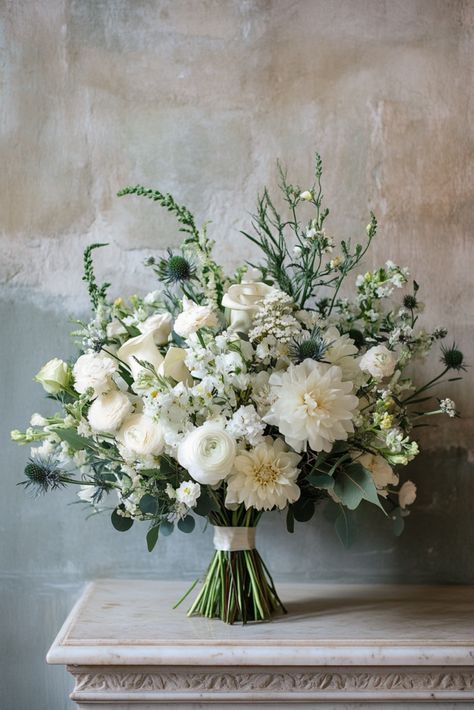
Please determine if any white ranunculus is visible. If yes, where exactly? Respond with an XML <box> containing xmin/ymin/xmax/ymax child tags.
<box><xmin>359</xmin><ymin>345</ymin><xmax>396</xmax><ymax>379</ymax></box>
<box><xmin>87</xmin><ymin>390</ymin><xmax>133</xmax><ymax>433</ymax></box>
<box><xmin>263</xmin><ymin>360</ymin><xmax>359</xmax><ymax>453</ymax></box>
<box><xmin>221</xmin><ymin>282</ymin><xmax>275</xmax><ymax>333</ymax></box>
<box><xmin>175</xmin><ymin>480</ymin><xmax>201</xmax><ymax>508</ymax></box>
<box><xmin>73</xmin><ymin>352</ymin><xmax>118</xmax><ymax>397</ymax></box>
<box><xmin>225</xmin><ymin>437</ymin><xmax>301</xmax><ymax>511</ymax></box>
<box><xmin>138</xmin><ymin>312</ymin><xmax>173</xmax><ymax>345</ymax></box>
<box><xmin>355</xmin><ymin>452</ymin><xmax>398</xmax><ymax>497</ymax></box>
<box><xmin>173</xmin><ymin>297</ymin><xmax>218</xmax><ymax>338</ymax></box>
<box><xmin>117</xmin><ymin>413</ymin><xmax>165</xmax><ymax>456</ymax></box>
<box><xmin>35</xmin><ymin>358</ymin><xmax>70</xmax><ymax>394</ymax></box>
<box><xmin>117</xmin><ymin>332</ymin><xmax>164</xmax><ymax>380</ymax></box>
<box><xmin>399</xmin><ymin>480</ymin><xmax>417</xmax><ymax>509</ymax></box>
<box><xmin>177</xmin><ymin>422</ymin><xmax>236</xmax><ymax>485</ymax></box>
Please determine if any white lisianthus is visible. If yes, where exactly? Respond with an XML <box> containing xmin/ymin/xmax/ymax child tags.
<box><xmin>87</xmin><ymin>390</ymin><xmax>133</xmax><ymax>433</ymax></box>
<box><xmin>360</xmin><ymin>345</ymin><xmax>397</xmax><ymax>379</ymax></box>
<box><xmin>73</xmin><ymin>352</ymin><xmax>117</xmax><ymax>397</ymax></box>
<box><xmin>117</xmin><ymin>332</ymin><xmax>164</xmax><ymax>380</ymax></box>
<box><xmin>399</xmin><ymin>480</ymin><xmax>417</xmax><ymax>508</ymax></box>
<box><xmin>354</xmin><ymin>452</ymin><xmax>398</xmax><ymax>497</ymax></box>
<box><xmin>173</xmin><ymin>297</ymin><xmax>218</xmax><ymax>338</ymax></box>
<box><xmin>177</xmin><ymin>422</ymin><xmax>236</xmax><ymax>485</ymax></box>
<box><xmin>263</xmin><ymin>360</ymin><xmax>359</xmax><ymax>453</ymax></box>
<box><xmin>117</xmin><ymin>413</ymin><xmax>165</xmax><ymax>456</ymax></box>
<box><xmin>138</xmin><ymin>312</ymin><xmax>173</xmax><ymax>345</ymax></box>
<box><xmin>225</xmin><ymin>437</ymin><xmax>301</xmax><ymax>511</ymax></box>
<box><xmin>221</xmin><ymin>282</ymin><xmax>275</xmax><ymax>333</ymax></box>
<box><xmin>35</xmin><ymin>358</ymin><xmax>70</xmax><ymax>394</ymax></box>
<box><xmin>175</xmin><ymin>480</ymin><xmax>201</xmax><ymax>508</ymax></box>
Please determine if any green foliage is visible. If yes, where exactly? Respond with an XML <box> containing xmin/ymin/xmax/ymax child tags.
<box><xmin>111</xmin><ymin>507</ymin><xmax>134</xmax><ymax>532</ymax></box>
<box><xmin>146</xmin><ymin>525</ymin><xmax>160</xmax><ymax>552</ymax></box>
<box><xmin>138</xmin><ymin>494</ymin><xmax>158</xmax><ymax>515</ymax></box>
<box><xmin>52</xmin><ymin>427</ymin><xmax>94</xmax><ymax>452</ymax></box>
<box><xmin>291</xmin><ymin>497</ymin><xmax>315</xmax><ymax>522</ymax></box>
<box><xmin>117</xmin><ymin>185</ymin><xmax>199</xmax><ymax>240</ymax></box>
<box><xmin>333</xmin><ymin>463</ymin><xmax>385</xmax><ymax>512</ymax></box>
<box><xmin>335</xmin><ymin>506</ymin><xmax>355</xmax><ymax>547</ymax></box>
<box><xmin>177</xmin><ymin>515</ymin><xmax>196</xmax><ymax>533</ymax></box>
<box><xmin>82</xmin><ymin>243</ymin><xmax>110</xmax><ymax>310</ymax></box>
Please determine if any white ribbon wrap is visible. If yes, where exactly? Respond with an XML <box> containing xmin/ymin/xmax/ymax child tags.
<box><xmin>213</xmin><ymin>526</ymin><xmax>256</xmax><ymax>552</ymax></box>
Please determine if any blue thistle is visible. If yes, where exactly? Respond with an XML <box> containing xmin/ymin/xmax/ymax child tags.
<box><xmin>19</xmin><ymin>455</ymin><xmax>69</xmax><ymax>496</ymax></box>
<box><xmin>441</xmin><ymin>342</ymin><xmax>466</xmax><ymax>371</ymax></box>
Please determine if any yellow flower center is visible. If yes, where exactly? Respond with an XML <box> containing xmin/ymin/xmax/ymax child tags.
<box><xmin>254</xmin><ymin>462</ymin><xmax>280</xmax><ymax>486</ymax></box>
<box><xmin>303</xmin><ymin>391</ymin><xmax>319</xmax><ymax>415</ymax></box>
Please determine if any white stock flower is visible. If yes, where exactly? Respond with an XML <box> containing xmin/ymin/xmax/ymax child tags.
<box><xmin>30</xmin><ymin>413</ymin><xmax>48</xmax><ymax>426</ymax></box>
<box><xmin>359</xmin><ymin>345</ymin><xmax>397</xmax><ymax>379</ymax></box>
<box><xmin>117</xmin><ymin>332</ymin><xmax>164</xmax><ymax>380</ymax></box>
<box><xmin>263</xmin><ymin>360</ymin><xmax>359</xmax><ymax>453</ymax></box>
<box><xmin>87</xmin><ymin>390</ymin><xmax>133</xmax><ymax>433</ymax></box>
<box><xmin>399</xmin><ymin>480</ymin><xmax>417</xmax><ymax>508</ymax></box>
<box><xmin>177</xmin><ymin>422</ymin><xmax>236</xmax><ymax>485</ymax></box>
<box><xmin>225</xmin><ymin>437</ymin><xmax>301</xmax><ymax>511</ymax></box>
<box><xmin>173</xmin><ymin>297</ymin><xmax>218</xmax><ymax>338</ymax></box>
<box><xmin>355</xmin><ymin>452</ymin><xmax>398</xmax><ymax>497</ymax></box>
<box><xmin>138</xmin><ymin>312</ymin><xmax>173</xmax><ymax>345</ymax></box>
<box><xmin>117</xmin><ymin>413</ymin><xmax>165</xmax><ymax>456</ymax></box>
<box><xmin>175</xmin><ymin>480</ymin><xmax>201</xmax><ymax>508</ymax></box>
<box><xmin>35</xmin><ymin>358</ymin><xmax>70</xmax><ymax>394</ymax></box>
<box><xmin>226</xmin><ymin>405</ymin><xmax>266</xmax><ymax>446</ymax></box>
<box><xmin>73</xmin><ymin>352</ymin><xmax>117</xmax><ymax>397</ymax></box>
<box><xmin>221</xmin><ymin>282</ymin><xmax>275</xmax><ymax>333</ymax></box>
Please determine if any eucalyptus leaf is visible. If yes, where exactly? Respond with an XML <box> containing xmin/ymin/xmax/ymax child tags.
<box><xmin>138</xmin><ymin>494</ymin><xmax>158</xmax><ymax>515</ymax></box>
<box><xmin>160</xmin><ymin>520</ymin><xmax>174</xmax><ymax>536</ymax></box>
<box><xmin>292</xmin><ymin>497</ymin><xmax>315</xmax><ymax>522</ymax></box>
<box><xmin>146</xmin><ymin>525</ymin><xmax>159</xmax><ymax>552</ymax></box>
<box><xmin>53</xmin><ymin>428</ymin><xmax>94</xmax><ymax>452</ymax></box>
<box><xmin>333</xmin><ymin>463</ymin><xmax>385</xmax><ymax>512</ymax></box>
<box><xmin>335</xmin><ymin>507</ymin><xmax>355</xmax><ymax>548</ymax></box>
<box><xmin>111</xmin><ymin>508</ymin><xmax>134</xmax><ymax>532</ymax></box>
<box><xmin>194</xmin><ymin>489</ymin><xmax>219</xmax><ymax>517</ymax></box>
<box><xmin>286</xmin><ymin>506</ymin><xmax>295</xmax><ymax>533</ymax></box>
<box><xmin>177</xmin><ymin>515</ymin><xmax>196</xmax><ymax>533</ymax></box>
<box><xmin>307</xmin><ymin>472</ymin><xmax>335</xmax><ymax>489</ymax></box>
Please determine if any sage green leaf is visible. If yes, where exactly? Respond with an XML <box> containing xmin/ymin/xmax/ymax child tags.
<box><xmin>333</xmin><ymin>463</ymin><xmax>385</xmax><ymax>512</ymax></box>
<box><xmin>307</xmin><ymin>472</ymin><xmax>335</xmax><ymax>489</ymax></box>
<box><xmin>138</xmin><ymin>494</ymin><xmax>158</xmax><ymax>515</ymax></box>
<box><xmin>146</xmin><ymin>525</ymin><xmax>159</xmax><ymax>552</ymax></box>
<box><xmin>160</xmin><ymin>520</ymin><xmax>174</xmax><ymax>536</ymax></box>
<box><xmin>177</xmin><ymin>515</ymin><xmax>195</xmax><ymax>533</ymax></box>
<box><xmin>292</xmin><ymin>497</ymin><xmax>315</xmax><ymax>522</ymax></box>
<box><xmin>194</xmin><ymin>489</ymin><xmax>219</xmax><ymax>516</ymax></box>
<box><xmin>286</xmin><ymin>506</ymin><xmax>295</xmax><ymax>533</ymax></box>
<box><xmin>53</xmin><ymin>428</ymin><xmax>94</xmax><ymax>451</ymax></box>
<box><xmin>335</xmin><ymin>507</ymin><xmax>355</xmax><ymax>548</ymax></box>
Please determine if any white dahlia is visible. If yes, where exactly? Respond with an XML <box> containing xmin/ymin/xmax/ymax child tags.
<box><xmin>225</xmin><ymin>437</ymin><xmax>301</xmax><ymax>511</ymax></box>
<box><xmin>263</xmin><ymin>360</ymin><xmax>359</xmax><ymax>453</ymax></box>
<box><xmin>323</xmin><ymin>327</ymin><xmax>360</xmax><ymax>381</ymax></box>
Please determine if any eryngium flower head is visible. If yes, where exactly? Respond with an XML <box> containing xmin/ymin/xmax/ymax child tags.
<box><xmin>290</xmin><ymin>327</ymin><xmax>330</xmax><ymax>364</ymax></box>
<box><xmin>156</xmin><ymin>250</ymin><xmax>195</xmax><ymax>284</ymax></box>
<box><xmin>20</xmin><ymin>455</ymin><xmax>67</xmax><ymax>496</ymax></box>
<box><xmin>403</xmin><ymin>294</ymin><xmax>418</xmax><ymax>310</ymax></box>
<box><xmin>441</xmin><ymin>342</ymin><xmax>466</xmax><ymax>371</ymax></box>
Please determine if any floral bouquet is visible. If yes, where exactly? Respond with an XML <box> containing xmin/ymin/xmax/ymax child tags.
<box><xmin>12</xmin><ymin>155</ymin><xmax>464</xmax><ymax>624</ymax></box>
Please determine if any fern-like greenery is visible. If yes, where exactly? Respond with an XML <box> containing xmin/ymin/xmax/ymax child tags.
<box><xmin>82</xmin><ymin>243</ymin><xmax>110</xmax><ymax>310</ymax></box>
<box><xmin>117</xmin><ymin>185</ymin><xmax>199</xmax><ymax>241</ymax></box>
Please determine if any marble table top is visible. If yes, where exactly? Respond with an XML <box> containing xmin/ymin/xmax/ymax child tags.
<box><xmin>47</xmin><ymin>580</ymin><xmax>474</xmax><ymax>667</ymax></box>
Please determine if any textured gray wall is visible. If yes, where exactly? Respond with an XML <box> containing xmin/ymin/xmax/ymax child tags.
<box><xmin>1</xmin><ymin>1</ymin><xmax>474</xmax><ymax>708</ymax></box>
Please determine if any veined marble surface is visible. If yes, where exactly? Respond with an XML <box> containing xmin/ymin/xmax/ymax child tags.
<box><xmin>47</xmin><ymin>580</ymin><xmax>474</xmax><ymax>667</ymax></box>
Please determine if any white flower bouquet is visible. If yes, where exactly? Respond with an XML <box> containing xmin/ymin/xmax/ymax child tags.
<box><xmin>12</xmin><ymin>155</ymin><xmax>464</xmax><ymax>623</ymax></box>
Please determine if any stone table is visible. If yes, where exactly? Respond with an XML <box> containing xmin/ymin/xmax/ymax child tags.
<box><xmin>47</xmin><ymin>580</ymin><xmax>474</xmax><ymax>708</ymax></box>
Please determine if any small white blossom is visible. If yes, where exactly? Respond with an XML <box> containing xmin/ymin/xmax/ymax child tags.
<box><xmin>440</xmin><ymin>398</ymin><xmax>457</xmax><ymax>417</ymax></box>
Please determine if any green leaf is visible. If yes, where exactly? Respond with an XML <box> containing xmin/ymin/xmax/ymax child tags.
<box><xmin>286</xmin><ymin>506</ymin><xmax>295</xmax><ymax>533</ymax></box>
<box><xmin>391</xmin><ymin>507</ymin><xmax>405</xmax><ymax>537</ymax></box>
<box><xmin>53</xmin><ymin>428</ymin><xmax>94</xmax><ymax>451</ymax></box>
<box><xmin>194</xmin><ymin>489</ymin><xmax>219</xmax><ymax>517</ymax></box>
<box><xmin>138</xmin><ymin>494</ymin><xmax>158</xmax><ymax>515</ymax></box>
<box><xmin>335</xmin><ymin>507</ymin><xmax>355</xmax><ymax>548</ymax></box>
<box><xmin>333</xmin><ymin>463</ymin><xmax>385</xmax><ymax>512</ymax></box>
<box><xmin>177</xmin><ymin>515</ymin><xmax>195</xmax><ymax>533</ymax></box>
<box><xmin>111</xmin><ymin>508</ymin><xmax>134</xmax><ymax>532</ymax></box>
<box><xmin>160</xmin><ymin>520</ymin><xmax>174</xmax><ymax>536</ymax></box>
<box><xmin>307</xmin><ymin>472</ymin><xmax>335</xmax><ymax>489</ymax></box>
<box><xmin>146</xmin><ymin>525</ymin><xmax>160</xmax><ymax>552</ymax></box>
<box><xmin>292</xmin><ymin>497</ymin><xmax>315</xmax><ymax>522</ymax></box>
<box><xmin>159</xmin><ymin>455</ymin><xmax>178</xmax><ymax>477</ymax></box>
<box><xmin>139</xmin><ymin>468</ymin><xmax>167</xmax><ymax>480</ymax></box>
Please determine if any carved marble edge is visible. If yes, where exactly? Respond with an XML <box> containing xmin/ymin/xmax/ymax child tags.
<box><xmin>67</xmin><ymin>665</ymin><xmax>474</xmax><ymax>703</ymax></box>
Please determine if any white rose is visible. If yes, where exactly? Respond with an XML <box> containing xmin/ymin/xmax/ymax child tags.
<box><xmin>174</xmin><ymin>297</ymin><xmax>218</xmax><ymax>338</ymax></box>
<box><xmin>87</xmin><ymin>390</ymin><xmax>133</xmax><ymax>433</ymax></box>
<box><xmin>399</xmin><ymin>480</ymin><xmax>417</xmax><ymax>509</ymax></box>
<box><xmin>359</xmin><ymin>345</ymin><xmax>397</xmax><ymax>379</ymax></box>
<box><xmin>117</xmin><ymin>332</ymin><xmax>164</xmax><ymax>380</ymax></box>
<box><xmin>117</xmin><ymin>413</ymin><xmax>165</xmax><ymax>456</ymax></box>
<box><xmin>177</xmin><ymin>422</ymin><xmax>236</xmax><ymax>485</ymax></box>
<box><xmin>35</xmin><ymin>358</ymin><xmax>70</xmax><ymax>394</ymax></box>
<box><xmin>356</xmin><ymin>452</ymin><xmax>398</xmax><ymax>496</ymax></box>
<box><xmin>73</xmin><ymin>353</ymin><xmax>117</xmax><ymax>397</ymax></box>
<box><xmin>138</xmin><ymin>312</ymin><xmax>173</xmax><ymax>345</ymax></box>
<box><xmin>221</xmin><ymin>282</ymin><xmax>275</xmax><ymax>333</ymax></box>
<box><xmin>175</xmin><ymin>480</ymin><xmax>201</xmax><ymax>508</ymax></box>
